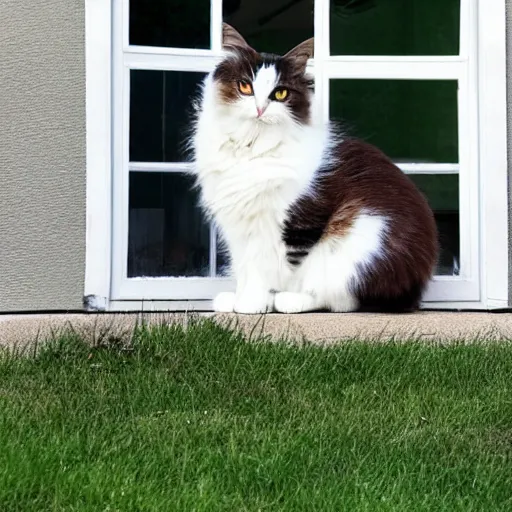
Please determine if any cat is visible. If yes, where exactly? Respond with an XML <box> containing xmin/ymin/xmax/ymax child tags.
<box><xmin>190</xmin><ymin>23</ymin><xmax>438</xmax><ymax>314</ymax></box>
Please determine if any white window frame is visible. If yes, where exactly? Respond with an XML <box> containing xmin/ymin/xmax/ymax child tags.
<box><xmin>84</xmin><ymin>0</ymin><xmax>509</xmax><ymax>311</ymax></box>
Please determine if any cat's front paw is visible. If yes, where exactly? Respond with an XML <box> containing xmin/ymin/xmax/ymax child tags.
<box><xmin>213</xmin><ymin>292</ymin><xmax>236</xmax><ymax>313</ymax></box>
<box><xmin>274</xmin><ymin>291</ymin><xmax>319</xmax><ymax>313</ymax></box>
<box><xmin>234</xmin><ymin>293</ymin><xmax>274</xmax><ymax>315</ymax></box>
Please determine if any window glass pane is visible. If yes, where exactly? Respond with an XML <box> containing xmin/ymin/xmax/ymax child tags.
<box><xmin>409</xmin><ymin>174</ymin><xmax>459</xmax><ymax>276</ymax></box>
<box><xmin>330</xmin><ymin>80</ymin><xmax>458</xmax><ymax>163</ymax></box>
<box><xmin>129</xmin><ymin>0</ymin><xmax>210</xmax><ymax>49</ymax></box>
<box><xmin>130</xmin><ymin>70</ymin><xmax>206</xmax><ymax>163</ymax></box>
<box><xmin>330</xmin><ymin>0</ymin><xmax>460</xmax><ymax>56</ymax></box>
<box><xmin>128</xmin><ymin>172</ymin><xmax>210</xmax><ymax>278</ymax></box>
<box><xmin>224</xmin><ymin>0</ymin><xmax>314</xmax><ymax>55</ymax></box>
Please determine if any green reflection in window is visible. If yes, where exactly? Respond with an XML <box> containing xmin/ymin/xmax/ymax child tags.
<box><xmin>330</xmin><ymin>80</ymin><xmax>458</xmax><ymax>163</ymax></box>
<box><xmin>330</xmin><ymin>0</ymin><xmax>460</xmax><ymax>56</ymax></box>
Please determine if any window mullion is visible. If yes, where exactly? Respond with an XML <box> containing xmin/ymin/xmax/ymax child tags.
<box><xmin>314</xmin><ymin>0</ymin><xmax>330</xmax><ymax>120</ymax></box>
<box><xmin>128</xmin><ymin>162</ymin><xmax>194</xmax><ymax>173</ymax></box>
<box><xmin>124</xmin><ymin>52</ymin><xmax>220</xmax><ymax>73</ymax></box>
<box><xmin>458</xmin><ymin>0</ymin><xmax>472</xmax><ymax>59</ymax></box>
<box><xmin>209</xmin><ymin>224</ymin><xmax>218</xmax><ymax>278</ymax></box>
<box><xmin>457</xmin><ymin>2</ymin><xmax>479</xmax><ymax>287</ymax></box>
<box><xmin>210</xmin><ymin>0</ymin><xmax>223</xmax><ymax>52</ymax></box>
<box><xmin>122</xmin><ymin>0</ymin><xmax>129</xmax><ymax>50</ymax></box>
<box><xmin>325</xmin><ymin>60</ymin><xmax>465</xmax><ymax>80</ymax></box>
<box><xmin>398</xmin><ymin>164</ymin><xmax>460</xmax><ymax>174</ymax></box>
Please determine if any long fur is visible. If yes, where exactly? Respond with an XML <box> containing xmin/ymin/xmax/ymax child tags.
<box><xmin>190</xmin><ymin>25</ymin><xmax>438</xmax><ymax>314</ymax></box>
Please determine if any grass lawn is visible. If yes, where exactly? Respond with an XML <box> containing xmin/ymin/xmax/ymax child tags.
<box><xmin>1</xmin><ymin>319</ymin><xmax>511</xmax><ymax>511</ymax></box>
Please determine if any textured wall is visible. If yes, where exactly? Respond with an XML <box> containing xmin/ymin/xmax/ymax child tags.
<box><xmin>508</xmin><ymin>0</ymin><xmax>512</xmax><ymax>305</ymax></box>
<box><xmin>0</xmin><ymin>1</ymin><xmax>86</xmax><ymax>311</ymax></box>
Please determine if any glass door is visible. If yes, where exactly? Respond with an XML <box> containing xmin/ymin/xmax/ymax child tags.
<box><xmin>112</xmin><ymin>0</ymin><xmax>479</xmax><ymax>304</ymax></box>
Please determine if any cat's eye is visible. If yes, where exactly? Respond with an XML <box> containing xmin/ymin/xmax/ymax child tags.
<box><xmin>272</xmin><ymin>88</ymin><xmax>289</xmax><ymax>101</ymax></box>
<box><xmin>238</xmin><ymin>81</ymin><xmax>253</xmax><ymax>95</ymax></box>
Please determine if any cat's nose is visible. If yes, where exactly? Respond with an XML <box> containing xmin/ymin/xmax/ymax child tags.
<box><xmin>256</xmin><ymin>106</ymin><xmax>267</xmax><ymax>117</ymax></box>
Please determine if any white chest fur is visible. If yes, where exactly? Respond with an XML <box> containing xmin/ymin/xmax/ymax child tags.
<box><xmin>193</xmin><ymin>79</ymin><xmax>326</xmax><ymax>228</ymax></box>
<box><xmin>191</xmin><ymin>74</ymin><xmax>328</xmax><ymax>311</ymax></box>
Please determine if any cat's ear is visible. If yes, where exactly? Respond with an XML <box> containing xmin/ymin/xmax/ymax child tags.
<box><xmin>284</xmin><ymin>38</ymin><xmax>314</xmax><ymax>73</ymax></box>
<box><xmin>222</xmin><ymin>23</ymin><xmax>253</xmax><ymax>52</ymax></box>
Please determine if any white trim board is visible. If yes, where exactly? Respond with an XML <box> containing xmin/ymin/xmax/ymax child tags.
<box><xmin>477</xmin><ymin>0</ymin><xmax>509</xmax><ymax>308</ymax></box>
<box><xmin>84</xmin><ymin>0</ymin><xmax>113</xmax><ymax>310</ymax></box>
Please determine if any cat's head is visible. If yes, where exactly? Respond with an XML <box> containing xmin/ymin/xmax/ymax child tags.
<box><xmin>211</xmin><ymin>23</ymin><xmax>314</xmax><ymax>126</ymax></box>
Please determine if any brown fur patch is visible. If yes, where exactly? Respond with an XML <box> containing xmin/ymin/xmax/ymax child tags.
<box><xmin>283</xmin><ymin>139</ymin><xmax>439</xmax><ymax>312</ymax></box>
<box><xmin>213</xmin><ymin>49</ymin><xmax>261</xmax><ymax>104</ymax></box>
<box><xmin>322</xmin><ymin>199</ymin><xmax>364</xmax><ymax>239</ymax></box>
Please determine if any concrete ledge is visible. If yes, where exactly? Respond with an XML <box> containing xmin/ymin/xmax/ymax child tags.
<box><xmin>2</xmin><ymin>312</ymin><xmax>512</xmax><ymax>352</ymax></box>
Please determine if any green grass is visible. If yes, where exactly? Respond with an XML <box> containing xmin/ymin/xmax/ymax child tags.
<box><xmin>1</xmin><ymin>319</ymin><xmax>511</xmax><ymax>511</ymax></box>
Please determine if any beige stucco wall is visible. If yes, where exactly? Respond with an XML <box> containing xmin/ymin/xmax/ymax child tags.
<box><xmin>0</xmin><ymin>0</ymin><xmax>86</xmax><ymax>311</ymax></box>
<box><xmin>508</xmin><ymin>0</ymin><xmax>512</xmax><ymax>305</ymax></box>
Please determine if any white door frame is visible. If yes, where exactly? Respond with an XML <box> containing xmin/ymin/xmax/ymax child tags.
<box><xmin>84</xmin><ymin>0</ymin><xmax>112</xmax><ymax>311</ymax></box>
<box><xmin>84</xmin><ymin>0</ymin><xmax>509</xmax><ymax>311</ymax></box>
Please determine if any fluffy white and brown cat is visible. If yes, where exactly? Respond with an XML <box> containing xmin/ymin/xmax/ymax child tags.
<box><xmin>191</xmin><ymin>24</ymin><xmax>438</xmax><ymax>314</ymax></box>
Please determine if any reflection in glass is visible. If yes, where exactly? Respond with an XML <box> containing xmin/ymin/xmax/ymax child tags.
<box><xmin>129</xmin><ymin>0</ymin><xmax>210</xmax><ymax>49</ymax></box>
<box><xmin>130</xmin><ymin>70</ymin><xmax>206</xmax><ymax>163</ymax></box>
<box><xmin>224</xmin><ymin>0</ymin><xmax>313</xmax><ymax>55</ymax></box>
<box><xmin>409</xmin><ymin>174</ymin><xmax>459</xmax><ymax>276</ymax></box>
<box><xmin>128</xmin><ymin>172</ymin><xmax>210</xmax><ymax>278</ymax></box>
<box><xmin>330</xmin><ymin>0</ymin><xmax>460</xmax><ymax>56</ymax></box>
<box><xmin>330</xmin><ymin>80</ymin><xmax>458</xmax><ymax>163</ymax></box>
